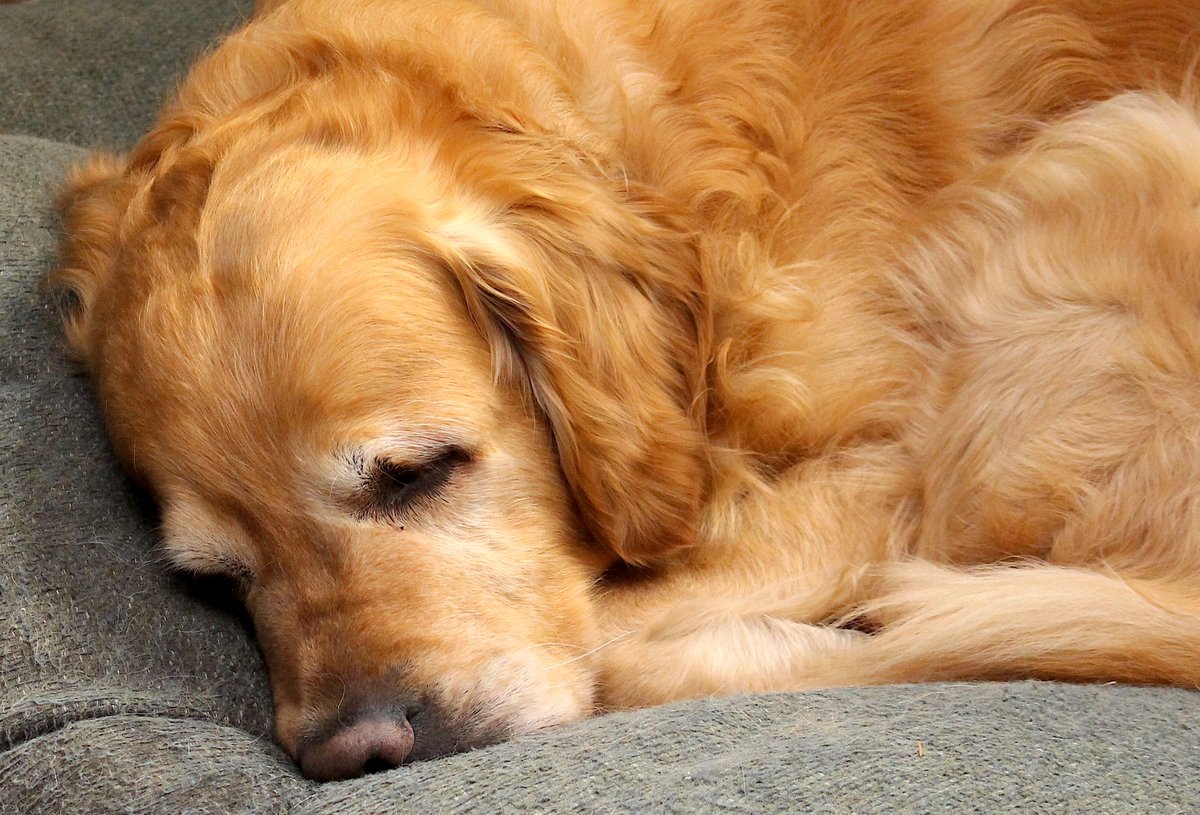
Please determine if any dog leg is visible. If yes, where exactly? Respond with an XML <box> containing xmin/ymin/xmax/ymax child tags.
<box><xmin>598</xmin><ymin>557</ymin><xmax>1200</xmax><ymax>706</ymax></box>
<box><xmin>595</xmin><ymin>605</ymin><xmax>866</xmax><ymax>709</ymax></box>
<box><xmin>830</xmin><ymin>561</ymin><xmax>1200</xmax><ymax>688</ymax></box>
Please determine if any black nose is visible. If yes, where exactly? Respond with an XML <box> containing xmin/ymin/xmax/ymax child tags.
<box><xmin>298</xmin><ymin>711</ymin><xmax>415</xmax><ymax>782</ymax></box>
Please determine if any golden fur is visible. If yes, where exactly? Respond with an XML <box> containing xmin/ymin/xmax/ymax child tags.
<box><xmin>51</xmin><ymin>0</ymin><xmax>1200</xmax><ymax>779</ymax></box>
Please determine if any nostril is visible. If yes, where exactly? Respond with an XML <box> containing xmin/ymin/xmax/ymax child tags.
<box><xmin>299</xmin><ymin>715</ymin><xmax>415</xmax><ymax>782</ymax></box>
<box><xmin>362</xmin><ymin>754</ymin><xmax>395</xmax><ymax>776</ymax></box>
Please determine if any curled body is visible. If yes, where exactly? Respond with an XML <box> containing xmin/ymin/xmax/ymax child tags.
<box><xmin>51</xmin><ymin>0</ymin><xmax>1200</xmax><ymax>780</ymax></box>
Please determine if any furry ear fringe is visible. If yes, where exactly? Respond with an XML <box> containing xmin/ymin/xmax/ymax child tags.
<box><xmin>47</xmin><ymin>153</ymin><xmax>131</xmax><ymax>363</ymax></box>
<box><xmin>436</xmin><ymin>172</ymin><xmax>713</xmax><ymax>566</ymax></box>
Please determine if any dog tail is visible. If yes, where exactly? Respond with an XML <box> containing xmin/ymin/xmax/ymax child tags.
<box><xmin>822</xmin><ymin>561</ymin><xmax>1200</xmax><ymax>688</ymax></box>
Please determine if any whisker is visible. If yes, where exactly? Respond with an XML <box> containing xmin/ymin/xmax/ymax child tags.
<box><xmin>542</xmin><ymin>629</ymin><xmax>637</xmax><ymax>670</ymax></box>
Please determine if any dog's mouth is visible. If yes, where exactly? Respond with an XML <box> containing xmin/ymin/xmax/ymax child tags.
<box><xmin>276</xmin><ymin>647</ymin><xmax>596</xmax><ymax>781</ymax></box>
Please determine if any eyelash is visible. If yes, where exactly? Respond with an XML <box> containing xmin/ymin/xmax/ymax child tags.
<box><xmin>355</xmin><ymin>445</ymin><xmax>472</xmax><ymax>523</ymax></box>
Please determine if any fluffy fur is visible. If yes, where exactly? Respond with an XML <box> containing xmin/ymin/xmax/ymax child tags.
<box><xmin>51</xmin><ymin>0</ymin><xmax>1200</xmax><ymax>780</ymax></box>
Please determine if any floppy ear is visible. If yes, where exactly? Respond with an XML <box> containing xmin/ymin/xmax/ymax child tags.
<box><xmin>49</xmin><ymin>153</ymin><xmax>135</xmax><ymax>364</ymax></box>
<box><xmin>432</xmin><ymin>156</ymin><xmax>712</xmax><ymax>566</ymax></box>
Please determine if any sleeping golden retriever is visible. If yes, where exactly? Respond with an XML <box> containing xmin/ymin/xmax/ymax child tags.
<box><xmin>50</xmin><ymin>0</ymin><xmax>1200</xmax><ymax>781</ymax></box>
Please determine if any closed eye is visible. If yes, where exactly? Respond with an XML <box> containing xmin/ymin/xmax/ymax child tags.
<box><xmin>357</xmin><ymin>445</ymin><xmax>473</xmax><ymax>522</ymax></box>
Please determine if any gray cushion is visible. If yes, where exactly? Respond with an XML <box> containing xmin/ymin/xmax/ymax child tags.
<box><xmin>298</xmin><ymin>683</ymin><xmax>1200</xmax><ymax>814</ymax></box>
<box><xmin>2</xmin><ymin>2</ymin><xmax>1199</xmax><ymax>813</ymax></box>
<box><xmin>0</xmin><ymin>0</ymin><xmax>255</xmax><ymax>150</ymax></box>
<box><xmin>0</xmin><ymin>134</ymin><xmax>294</xmax><ymax>813</ymax></box>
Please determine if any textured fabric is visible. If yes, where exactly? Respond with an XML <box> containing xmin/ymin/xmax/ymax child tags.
<box><xmin>2</xmin><ymin>2</ymin><xmax>1200</xmax><ymax>813</ymax></box>
<box><xmin>0</xmin><ymin>0</ymin><xmax>255</xmax><ymax>150</ymax></box>
<box><xmin>1</xmin><ymin>717</ymin><xmax>303</xmax><ymax>815</ymax></box>
<box><xmin>300</xmin><ymin>684</ymin><xmax>1200</xmax><ymax>815</ymax></box>
<box><xmin>0</xmin><ymin>134</ymin><xmax>280</xmax><ymax>809</ymax></box>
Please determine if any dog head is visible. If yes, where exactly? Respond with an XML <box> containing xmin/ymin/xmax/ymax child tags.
<box><xmin>51</xmin><ymin>43</ymin><xmax>709</xmax><ymax>779</ymax></box>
